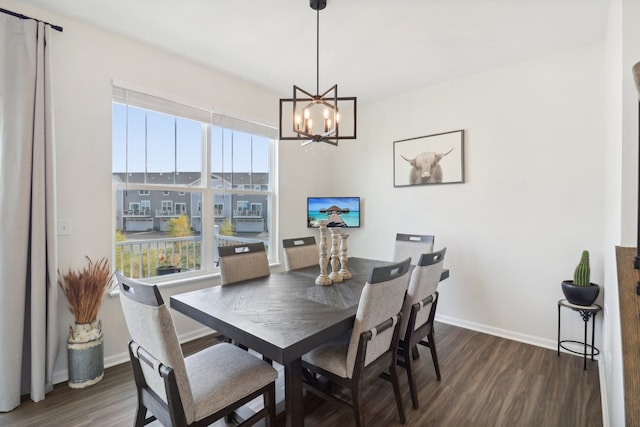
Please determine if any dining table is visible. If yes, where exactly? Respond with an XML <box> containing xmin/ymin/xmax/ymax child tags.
<box><xmin>170</xmin><ymin>257</ymin><xmax>449</xmax><ymax>427</ymax></box>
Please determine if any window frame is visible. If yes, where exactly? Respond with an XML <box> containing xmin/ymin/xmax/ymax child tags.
<box><xmin>112</xmin><ymin>83</ymin><xmax>277</xmax><ymax>282</ymax></box>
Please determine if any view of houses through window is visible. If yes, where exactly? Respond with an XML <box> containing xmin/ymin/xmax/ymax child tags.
<box><xmin>112</xmin><ymin>89</ymin><xmax>275</xmax><ymax>279</ymax></box>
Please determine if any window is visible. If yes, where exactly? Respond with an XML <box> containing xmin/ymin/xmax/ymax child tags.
<box><xmin>113</xmin><ymin>84</ymin><xmax>276</xmax><ymax>280</ymax></box>
<box><xmin>161</xmin><ymin>200</ymin><xmax>174</xmax><ymax>214</ymax></box>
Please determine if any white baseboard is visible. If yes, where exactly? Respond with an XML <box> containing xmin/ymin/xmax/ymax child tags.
<box><xmin>435</xmin><ymin>314</ymin><xmax>558</xmax><ymax>350</ymax></box>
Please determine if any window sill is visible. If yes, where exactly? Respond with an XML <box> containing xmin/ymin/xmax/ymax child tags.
<box><xmin>108</xmin><ymin>262</ymin><xmax>282</xmax><ymax>297</ymax></box>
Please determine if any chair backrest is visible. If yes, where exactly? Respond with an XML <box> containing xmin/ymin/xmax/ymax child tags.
<box><xmin>282</xmin><ymin>236</ymin><xmax>318</xmax><ymax>271</ymax></box>
<box><xmin>393</xmin><ymin>233</ymin><xmax>435</xmax><ymax>265</ymax></box>
<box><xmin>399</xmin><ymin>248</ymin><xmax>447</xmax><ymax>339</ymax></box>
<box><xmin>218</xmin><ymin>242</ymin><xmax>270</xmax><ymax>285</ymax></box>
<box><xmin>345</xmin><ymin>258</ymin><xmax>412</xmax><ymax>377</ymax></box>
<box><xmin>116</xmin><ymin>271</ymin><xmax>195</xmax><ymax>423</ymax></box>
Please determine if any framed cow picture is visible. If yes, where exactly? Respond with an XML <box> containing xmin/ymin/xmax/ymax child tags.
<box><xmin>393</xmin><ymin>129</ymin><xmax>464</xmax><ymax>187</ymax></box>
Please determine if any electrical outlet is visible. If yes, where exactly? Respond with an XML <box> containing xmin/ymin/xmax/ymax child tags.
<box><xmin>57</xmin><ymin>219</ymin><xmax>72</xmax><ymax>236</ymax></box>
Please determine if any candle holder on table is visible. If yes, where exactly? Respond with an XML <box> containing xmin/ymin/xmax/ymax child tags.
<box><xmin>315</xmin><ymin>220</ymin><xmax>332</xmax><ymax>285</ymax></box>
<box><xmin>328</xmin><ymin>228</ymin><xmax>343</xmax><ymax>283</ymax></box>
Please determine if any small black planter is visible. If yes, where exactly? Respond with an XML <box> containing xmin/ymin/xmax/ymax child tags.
<box><xmin>156</xmin><ymin>266</ymin><xmax>180</xmax><ymax>276</ymax></box>
<box><xmin>561</xmin><ymin>280</ymin><xmax>599</xmax><ymax>306</ymax></box>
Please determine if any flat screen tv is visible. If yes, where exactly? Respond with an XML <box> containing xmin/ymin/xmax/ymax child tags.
<box><xmin>307</xmin><ymin>197</ymin><xmax>361</xmax><ymax>228</ymax></box>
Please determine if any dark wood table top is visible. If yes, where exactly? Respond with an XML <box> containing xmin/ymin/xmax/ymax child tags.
<box><xmin>170</xmin><ymin>257</ymin><xmax>449</xmax><ymax>427</ymax></box>
<box><xmin>170</xmin><ymin>257</ymin><xmax>449</xmax><ymax>364</ymax></box>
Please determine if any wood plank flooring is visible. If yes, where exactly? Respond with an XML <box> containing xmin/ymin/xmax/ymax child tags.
<box><xmin>0</xmin><ymin>322</ymin><xmax>602</xmax><ymax>427</ymax></box>
<box><xmin>616</xmin><ymin>246</ymin><xmax>640</xmax><ymax>425</ymax></box>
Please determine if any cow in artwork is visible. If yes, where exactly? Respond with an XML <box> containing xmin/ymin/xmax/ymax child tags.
<box><xmin>401</xmin><ymin>147</ymin><xmax>454</xmax><ymax>184</ymax></box>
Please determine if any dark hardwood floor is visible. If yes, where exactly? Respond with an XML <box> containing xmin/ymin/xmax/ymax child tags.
<box><xmin>0</xmin><ymin>322</ymin><xmax>602</xmax><ymax>427</ymax></box>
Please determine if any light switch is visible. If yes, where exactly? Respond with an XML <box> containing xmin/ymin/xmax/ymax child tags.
<box><xmin>57</xmin><ymin>219</ymin><xmax>72</xmax><ymax>236</ymax></box>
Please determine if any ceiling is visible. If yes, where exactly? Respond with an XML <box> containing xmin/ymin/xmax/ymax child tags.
<box><xmin>18</xmin><ymin>0</ymin><xmax>609</xmax><ymax>103</ymax></box>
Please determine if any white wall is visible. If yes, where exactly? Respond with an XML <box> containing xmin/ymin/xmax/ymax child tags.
<box><xmin>601</xmin><ymin>0</ymin><xmax>624</xmax><ymax>423</ymax></box>
<box><xmin>600</xmin><ymin>0</ymin><xmax>640</xmax><ymax>425</ymax></box>
<box><xmin>329</xmin><ymin>44</ymin><xmax>606</xmax><ymax>351</ymax></box>
<box><xmin>2</xmin><ymin>3</ymin><xmax>625</xmax><ymax>422</ymax></box>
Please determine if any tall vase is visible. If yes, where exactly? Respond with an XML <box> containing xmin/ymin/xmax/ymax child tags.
<box><xmin>315</xmin><ymin>220</ymin><xmax>332</xmax><ymax>285</ymax></box>
<box><xmin>328</xmin><ymin>228</ymin><xmax>343</xmax><ymax>283</ymax></box>
<box><xmin>67</xmin><ymin>319</ymin><xmax>104</xmax><ymax>389</ymax></box>
<box><xmin>338</xmin><ymin>233</ymin><xmax>352</xmax><ymax>280</ymax></box>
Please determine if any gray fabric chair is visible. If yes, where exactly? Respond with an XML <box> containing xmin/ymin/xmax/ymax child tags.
<box><xmin>218</xmin><ymin>242</ymin><xmax>272</xmax><ymax>362</ymax></box>
<box><xmin>116</xmin><ymin>271</ymin><xmax>277</xmax><ymax>427</ymax></box>
<box><xmin>397</xmin><ymin>248</ymin><xmax>446</xmax><ymax>409</ymax></box>
<box><xmin>282</xmin><ymin>236</ymin><xmax>318</xmax><ymax>271</ymax></box>
<box><xmin>301</xmin><ymin>258</ymin><xmax>412</xmax><ymax>427</ymax></box>
<box><xmin>218</xmin><ymin>242</ymin><xmax>270</xmax><ymax>285</ymax></box>
<box><xmin>393</xmin><ymin>233</ymin><xmax>435</xmax><ymax>265</ymax></box>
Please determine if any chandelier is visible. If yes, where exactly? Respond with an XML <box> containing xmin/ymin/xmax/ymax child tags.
<box><xmin>279</xmin><ymin>0</ymin><xmax>357</xmax><ymax>146</ymax></box>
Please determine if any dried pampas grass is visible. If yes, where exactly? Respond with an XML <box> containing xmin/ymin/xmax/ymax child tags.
<box><xmin>58</xmin><ymin>256</ymin><xmax>112</xmax><ymax>324</ymax></box>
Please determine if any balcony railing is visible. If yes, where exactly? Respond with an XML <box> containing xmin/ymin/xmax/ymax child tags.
<box><xmin>123</xmin><ymin>208</ymin><xmax>151</xmax><ymax>217</ymax></box>
<box><xmin>115</xmin><ymin>236</ymin><xmax>200</xmax><ymax>279</ymax></box>
<box><xmin>233</xmin><ymin>209</ymin><xmax>263</xmax><ymax>218</ymax></box>
<box><xmin>115</xmin><ymin>233</ymin><xmax>268</xmax><ymax>279</ymax></box>
<box><xmin>155</xmin><ymin>209</ymin><xmax>187</xmax><ymax>217</ymax></box>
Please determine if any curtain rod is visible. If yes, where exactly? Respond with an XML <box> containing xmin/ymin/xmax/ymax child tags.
<box><xmin>0</xmin><ymin>7</ymin><xmax>63</xmax><ymax>32</ymax></box>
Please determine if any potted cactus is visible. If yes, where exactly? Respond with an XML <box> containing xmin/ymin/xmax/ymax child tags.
<box><xmin>561</xmin><ymin>250</ymin><xmax>600</xmax><ymax>306</ymax></box>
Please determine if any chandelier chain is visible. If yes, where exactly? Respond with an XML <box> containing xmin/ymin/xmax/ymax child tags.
<box><xmin>316</xmin><ymin>8</ymin><xmax>320</xmax><ymax>96</ymax></box>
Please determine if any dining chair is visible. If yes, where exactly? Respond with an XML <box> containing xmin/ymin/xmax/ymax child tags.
<box><xmin>393</xmin><ymin>233</ymin><xmax>435</xmax><ymax>265</ymax></box>
<box><xmin>218</xmin><ymin>242</ymin><xmax>273</xmax><ymax>362</ymax></box>
<box><xmin>301</xmin><ymin>258</ymin><xmax>412</xmax><ymax>427</ymax></box>
<box><xmin>218</xmin><ymin>242</ymin><xmax>270</xmax><ymax>285</ymax></box>
<box><xmin>397</xmin><ymin>248</ymin><xmax>446</xmax><ymax>409</ymax></box>
<box><xmin>282</xmin><ymin>236</ymin><xmax>318</xmax><ymax>271</ymax></box>
<box><xmin>116</xmin><ymin>271</ymin><xmax>277</xmax><ymax>427</ymax></box>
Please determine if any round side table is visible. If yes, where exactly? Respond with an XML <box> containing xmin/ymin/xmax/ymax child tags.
<box><xmin>557</xmin><ymin>299</ymin><xmax>601</xmax><ymax>370</ymax></box>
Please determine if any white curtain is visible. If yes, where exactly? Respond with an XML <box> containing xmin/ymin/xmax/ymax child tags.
<box><xmin>0</xmin><ymin>15</ymin><xmax>58</xmax><ymax>411</ymax></box>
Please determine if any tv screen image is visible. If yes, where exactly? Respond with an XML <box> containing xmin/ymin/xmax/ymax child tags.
<box><xmin>307</xmin><ymin>197</ymin><xmax>361</xmax><ymax>228</ymax></box>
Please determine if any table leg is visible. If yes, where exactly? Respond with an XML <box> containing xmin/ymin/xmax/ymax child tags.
<box><xmin>557</xmin><ymin>303</ymin><xmax>561</xmax><ymax>356</ymax></box>
<box><xmin>591</xmin><ymin>312</ymin><xmax>597</xmax><ymax>361</ymax></box>
<box><xmin>284</xmin><ymin>357</ymin><xmax>304</xmax><ymax>427</ymax></box>
<box><xmin>583</xmin><ymin>312</ymin><xmax>588</xmax><ymax>370</ymax></box>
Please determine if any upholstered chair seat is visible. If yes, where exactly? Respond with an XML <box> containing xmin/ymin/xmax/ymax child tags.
<box><xmin>117</xmin><ymin>271</ymin><xmax>277</xmax><ymax>426</ymax></box>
